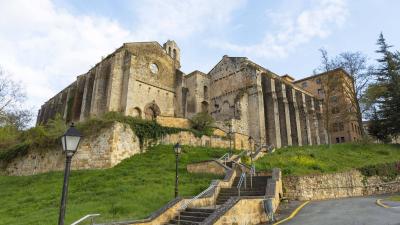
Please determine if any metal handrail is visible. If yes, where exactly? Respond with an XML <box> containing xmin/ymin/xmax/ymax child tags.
<box><xmin>71</xmin><ymin>214</ymin><xmax>100</xmax><ymax>225</ymax></box>
<box><xmin>181</xmin><ymin>184</ymin><xmax>215</xmax><ymax>210</ymax></box>
<box><xmin>250</xmin><ymin>164</ymin><xmax>256</xmax><ymax>188</ymax></box>
<box><xmin>219</xmin><ymin>153</ymin><xmax>230</xmax><ymax>165</ymax></box>
<box><xmin>237</xmin><ymin>172</ymin><xmax>246</xmax><ymax>196</ymax></box>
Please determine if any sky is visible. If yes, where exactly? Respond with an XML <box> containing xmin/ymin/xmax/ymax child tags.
<box><xmin>0</xmin><ymin>0</ymin><xmax>399</xmax><ymax>117</ymax></box>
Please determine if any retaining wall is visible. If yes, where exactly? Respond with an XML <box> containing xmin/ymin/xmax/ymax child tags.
<box><xmin>283</xmin><ymin>170</ymin><xmax>400</xmax><ymax>200</ymax></box>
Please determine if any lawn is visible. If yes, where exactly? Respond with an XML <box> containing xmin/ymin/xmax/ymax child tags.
<box><xmin>0</xmin><ymin>145</ymin><xmax>226</xmax><ymax>225</ymax></box>
<box><xmin>388</xmin><ymin>195</ymin><xmax>400</xmax><ymax>202</ymax></box>
<box><xmin>254</xmin><ymin>143</ymin><xmax>400</xmax><ymax>176</ymax></box>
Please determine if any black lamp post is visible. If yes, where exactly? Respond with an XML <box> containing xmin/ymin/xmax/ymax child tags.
<box><xmin>174</xmin><ymin>143</ymin><xmax>181</xmax><ymax>198</ymax></box>
<box><xmin>228</xmin><ymin>123</ymin><xmax>233</xmax><ymax>155</ymax></box>
<box><xmin>58</xmin><ymin>123</ymin><xmax>82</xmax><ymax>225</ymax></box>
<box><xmin>248</xmin><ymin>136</ymin><xmax>254</xmax><ymax>165</ymax></box>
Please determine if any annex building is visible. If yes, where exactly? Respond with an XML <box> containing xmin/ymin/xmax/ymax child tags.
<box><xmin>36</xmin><ymin>40</ymin><xmax>360</xmax><ymax>148</ymax></box>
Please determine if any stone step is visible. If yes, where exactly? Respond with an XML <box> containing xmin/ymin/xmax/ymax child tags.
<box><xmin>217</xmin><ymin>192</ymin><xmax>265</xmax><ymax>197</ymax></box>
<box><xmin>185</xmin><ymin>208</ymin><xmax>215</xmax><ymax>213</ymax></box>
<box><xmin>175</xmin><ymin>215</ymin><xmax>207</xmax><ymax>222</ymax></box>
<box><xmin>180</xmin><ymin>211</ymin><xmax>213</xmax><ymax>218</ymax></box>
<box><xmin>169</xmin><ymin>219</ymin><xmax>200</xmax><ymax>225</ymax></box>
<box><xmin>219</xmin><ymin>188</ymin><xmax>265</xmax><ymax>193</ymax></box>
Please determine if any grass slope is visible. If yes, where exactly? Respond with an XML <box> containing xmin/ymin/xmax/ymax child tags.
<box><xmin>255</xmin><ymin>143</ymin><xmax>400</xmax><ymax>176</ymax></box>
<box><xmin>0</xmin><ymin>145</ymin><xmax>226</xmax><ymax>225</ymax></box>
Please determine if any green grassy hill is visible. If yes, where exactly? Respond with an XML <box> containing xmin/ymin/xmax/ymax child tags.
<box><xmin>0</xmin><ymin>145</ymin><xmax>226</xmax><ymax>225</ymax></box>
<box><xmin>254</xmin><ymin>143</ymin><xmax>400</xmax><ymax>176</ymax></box>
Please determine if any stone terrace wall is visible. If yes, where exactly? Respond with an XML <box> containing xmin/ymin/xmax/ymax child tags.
<box><xmin>6</xmin><ymin>122</ymin><xmax>140</xmax><ymax>176</ymax></box>
<box><xmin>156</xmin><ymin>116</ymin><xmax>191</xmax><ymax>129</ymax></box>
<box><xmin>161</xmin><ymin>131</ymin><xmax>231</xmax><ymax>149</ymax></box>
<box><xmin>283</xmin><ymin>170</ymin><xmax>400</xmax><ymax>200</ymax></box>
<box><xmin>4</xmin><ymin>122</ymin><xmax>243</xmax><ymax>176</ymax></box>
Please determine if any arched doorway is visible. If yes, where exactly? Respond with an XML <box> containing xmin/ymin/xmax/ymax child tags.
<box><xmin>144</xmin><ymin>102</ymin><xmax>161</xmax><ymax>120</ymax></box>
<box><xmin>201</xmin><ymin>101</ymin><xmax>209</xmax><ymax>113</ymax></box>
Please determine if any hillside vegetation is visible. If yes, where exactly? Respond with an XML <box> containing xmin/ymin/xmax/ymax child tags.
<box><xmin>0</xmin><ymin>145</ymin><xmax>226</xmax><ymax>225</ymax></box>
<box><xmin>255</xmin><ymin>143</ymin><xmax>400</xmax><ymax>176</ymax></box>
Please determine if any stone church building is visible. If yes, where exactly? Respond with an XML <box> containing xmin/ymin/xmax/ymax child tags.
<box><xmin>37</xmin><ymin>40</ymin><xmax>329</xmax><ymax>148</ymax></box>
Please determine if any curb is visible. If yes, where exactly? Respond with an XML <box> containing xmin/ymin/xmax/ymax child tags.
<box><xmin>376</xmin><ymin>199</ymin><xmax>392</xmax><ymax>209</ymax></box>
<box><xmin>273</xmin><ymin>201</ymin><xmax>310</xmax><ymax>225</ymax></box>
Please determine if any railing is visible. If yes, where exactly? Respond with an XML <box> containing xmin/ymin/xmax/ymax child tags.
<box><xmin>71</xmin><ymin>214</ymin><xmax>100</xmax><ymax>225</ymax></box>
<box><xmin>232</xmin><ymin>150</ymin><xmax>247</xmax><ymax>162</ymax></box>
<box><xmin>219</xmin><ymin>153</ymin><xmax>230</xmax><ymax>166</ymax></box>
<box><xmin>177</xmin><ymin>184</ymin><xmax>215</xmax><ymax>225</ymax></box>
<box><xmin>237</xmin><ymin>172</ymin><xmax>246</xmax><ymax>196</ymax></box>
<box><xmin>250</xmin><ymin>164</ymin><xmax>256</xmax><ymax>188</ymax></box>
<box><xmin>180</xmin><ymin>184</ymin><xmax>215</xmax><ymax>210</ymax></box>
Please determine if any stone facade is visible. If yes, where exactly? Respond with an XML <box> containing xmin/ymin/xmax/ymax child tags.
<box><xmin>294</xmin><ymin>68</ymin><xmax>362</xmax><ymax>143</ymax></box>
<box><xmin>283</xmin><ymin>170</ymin><xmax>400</xmax><ymax>200</ymax></box>
<box><xmin>37</xmin><ymin>40</ymin><xmax>328</xmax><ymax>149</ymax></box>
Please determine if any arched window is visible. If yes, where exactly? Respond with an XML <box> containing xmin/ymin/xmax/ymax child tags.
<box><xmin>144</xmin><ymin>102</ymin><xmax>161</xmax><ymax>120</ymax></box>
<box><xmin>131</xmin><ymin>107</ymin><xmax>142</xmax><ymax>118</ymax></box>
<box><xmin>168</xmin><ymin>47</ymin><xmax>171</xmax><ymax>56</ymax></box>
<box><xmin>172</xmin><ymin>49</ymin><xmax>177</xmax><ymax>59</ymax></box>
<box><xmin>203</xmin><ymin>86</ymin><xmax>208</xmax><ymax>99</ymax></box>
<box><xmin>201</xmin><ymin>101</ymin><xmax>209</xmax><ymax>113</ymax></box>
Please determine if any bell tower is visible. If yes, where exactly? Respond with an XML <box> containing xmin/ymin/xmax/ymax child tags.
<box><xmin>163</xmin><ymin>40</ymin><xmax>181</xmax><ymax>69</ymax></box>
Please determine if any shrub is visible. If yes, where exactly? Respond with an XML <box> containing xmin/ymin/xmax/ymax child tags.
<box><xmin>358</xmin><ymin>162</ymin><xmax>400</xmax><ymax>181</ymax></box>
<box><xmin>0</xmin><ymin>125</ymin><xmax>20</xmax><ymax>149</ymax></box>
<box><xmin>190</xmin><ymin>112</ymin><xmax>215</xmax><ymax>136</ymax></box>
<box><xmin>0</xmin><ymin>143</ymin><xmax>30</xmax><ymax>163</ymax></box>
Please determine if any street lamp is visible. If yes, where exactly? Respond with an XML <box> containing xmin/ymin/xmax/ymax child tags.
<box><xmin>174</xmin><ymin>142</ymin><xmax>182</xmax><ymax>198</ymax></box>
<box><xmin>248</xmin><ymin>136</ymin><xmax>254</xmax><ymax>164</ymax></box>
<box><xmin>228</xmin><ymin>123</ymin><xmax>233</xmax><ymax>155</ymax></box>
<box><xmin>248</xmin><ymin>136</ymin><xmax>254</xmax><ymax>189</ymax></box>
<box><xmin>58</xmin><ymin>123</ymin><xmax>82</xmax><ymax>225</ymax></box>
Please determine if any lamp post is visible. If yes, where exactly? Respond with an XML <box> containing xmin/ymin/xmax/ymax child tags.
<box><xmin>174</xmin><ymin>143</ymin><xmax>181</xmax><ymax>198</ymax></box>
<box><xmin>228</xmin><ymin>123</ymin><xmax>233</xmax><ymax>156</ymax></box>
<box><xmin>58</xmin><ymin>123</ymin><xmax>82</xmax><ymax>225</ymax></box>
<box><xmin>248</xmin><ymin>136</ymin><xmax>254</xmax><ymax>188</ymax></box>
<box><xmin>248</xmin><ymin>136</ymin><xmax>254</xmax><ymax>165</ymax></box>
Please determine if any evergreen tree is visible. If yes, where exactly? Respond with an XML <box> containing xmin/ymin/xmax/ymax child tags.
<box><xmin>368</xmin><ymin>107</ymin><xmax>390</xmax><ymax>143</ymax></box>
<box><xmin>374</xmin><ymin>33</ymin><xmax>400</xmax><ymax>137</ymax></box>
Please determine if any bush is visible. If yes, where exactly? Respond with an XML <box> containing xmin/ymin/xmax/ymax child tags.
<box><xmin>190</xmin><ymin>112</ymin><xmax>215</xmax><ymax>136</ymax></box>
<box><xmin>0</xmin><ymin>125</ymin><xmax>20</xmax><ymax>149</ymax></box>
<box><xmin>358</xmin><ymin>162</ymin><xmax>400</xmax><ymax>181</ymax></box>
<box><xmin>0</xmin><ymin>143</ymin><xmax>30</xmax><ymax>163</ymax></box>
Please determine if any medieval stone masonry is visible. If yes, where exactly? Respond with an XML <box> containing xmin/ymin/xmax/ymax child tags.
<box><xmin>37</xmin><ymin>40</ymin><xmax>333</xmax><ymax>148</ymax></box>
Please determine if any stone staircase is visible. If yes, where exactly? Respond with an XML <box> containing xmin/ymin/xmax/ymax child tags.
<box><xmin>216</xmin><ymin>176</ymin><xmax>269</xmax><ymax>205</ymax></box>
<box><xmin>165</xmin><ymin>207</ymin><xmax>215</xmax><ymax>225</ymax></box>
<box><xmin>163</xmin><ymin>175</ymin><xmax>269</xmax><ymax>225</ymax></box>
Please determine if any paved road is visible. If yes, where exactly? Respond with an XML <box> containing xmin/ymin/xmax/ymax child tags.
<box><xmin>284</xmin><ymin>196</ymin><xmax>400</xmax><ymax>225</ymax></box>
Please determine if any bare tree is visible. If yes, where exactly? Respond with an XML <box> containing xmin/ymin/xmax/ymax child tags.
<box><xmin>316</xmin><ymin>49</ymin><xmax>372</xmax><ymax>136</ymax></box>
<box><xmin>0</xmin><ymin>67</ymin><xmax>32</xmax><ymax>129</ymax></box>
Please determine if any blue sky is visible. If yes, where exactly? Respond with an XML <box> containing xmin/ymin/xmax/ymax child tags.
<box><xmin>0</xmin><ymin>0</ymin><xmax>399</xmax><ymax>115</ymax></box>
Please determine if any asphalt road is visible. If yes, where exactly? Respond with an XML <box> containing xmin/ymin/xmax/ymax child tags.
<box><xmin>284</xmin><ymin>196</ymin><xmax>400</xmax><ymax>225</ymax></box>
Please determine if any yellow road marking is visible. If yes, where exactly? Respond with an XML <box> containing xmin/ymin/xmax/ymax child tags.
<box><xmin>273</xmin><ymin>201</ymin><xmax>310</xmax><ymax>225</ymax></box>
<box><xmin>376</xmin><ymin>199</ymin><xmax>390</xmax><ymax>208</ymax></box>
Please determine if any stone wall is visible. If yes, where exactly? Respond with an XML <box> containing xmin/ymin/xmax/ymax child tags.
<box><xmin>187</xmin><ymin>160</ymin><xmax>229</xmax><ymax>175</ymax></box>
<box><xmin>283</xmin><ymin>170</ymin><xmax>400</xmax><ymax>200</ymax></box>
<box><xmin>6</xmin><ymin>122</ymin><xmax>140</xmax><ymax>176</ymax></box>
<box><xmin>156</xmin><ymin>116</ymin><xmax>191</xmax><ymax>129</ymax></box>
<box><xmin>212</xmin><ymin>198</ymin><xmax>267</xmax><ymax>225</ymax></box>
<box><xmin>4</xmin><ymin>122</ymin><xmax>246</xmax><ymax>176</ymax></box>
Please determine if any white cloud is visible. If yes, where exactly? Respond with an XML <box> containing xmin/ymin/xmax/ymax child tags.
<box><xmin>131</xmin><ymin>0</ymin><xmax>246</xmax><ymax>40</ymax></box>
<box><xmin>210</xmin><ymin>0</ymin><xmax>348</xmax><ymax>58</ymax></box>
<box><xmin>0</xmin><ymin>0</ymin><xmax>131</xmax><ymax>112</ymax></box>
<box><xmin>0</xmin><ymin>0</ymin><xmax>245</xmax><ymax>122</ymax></box>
